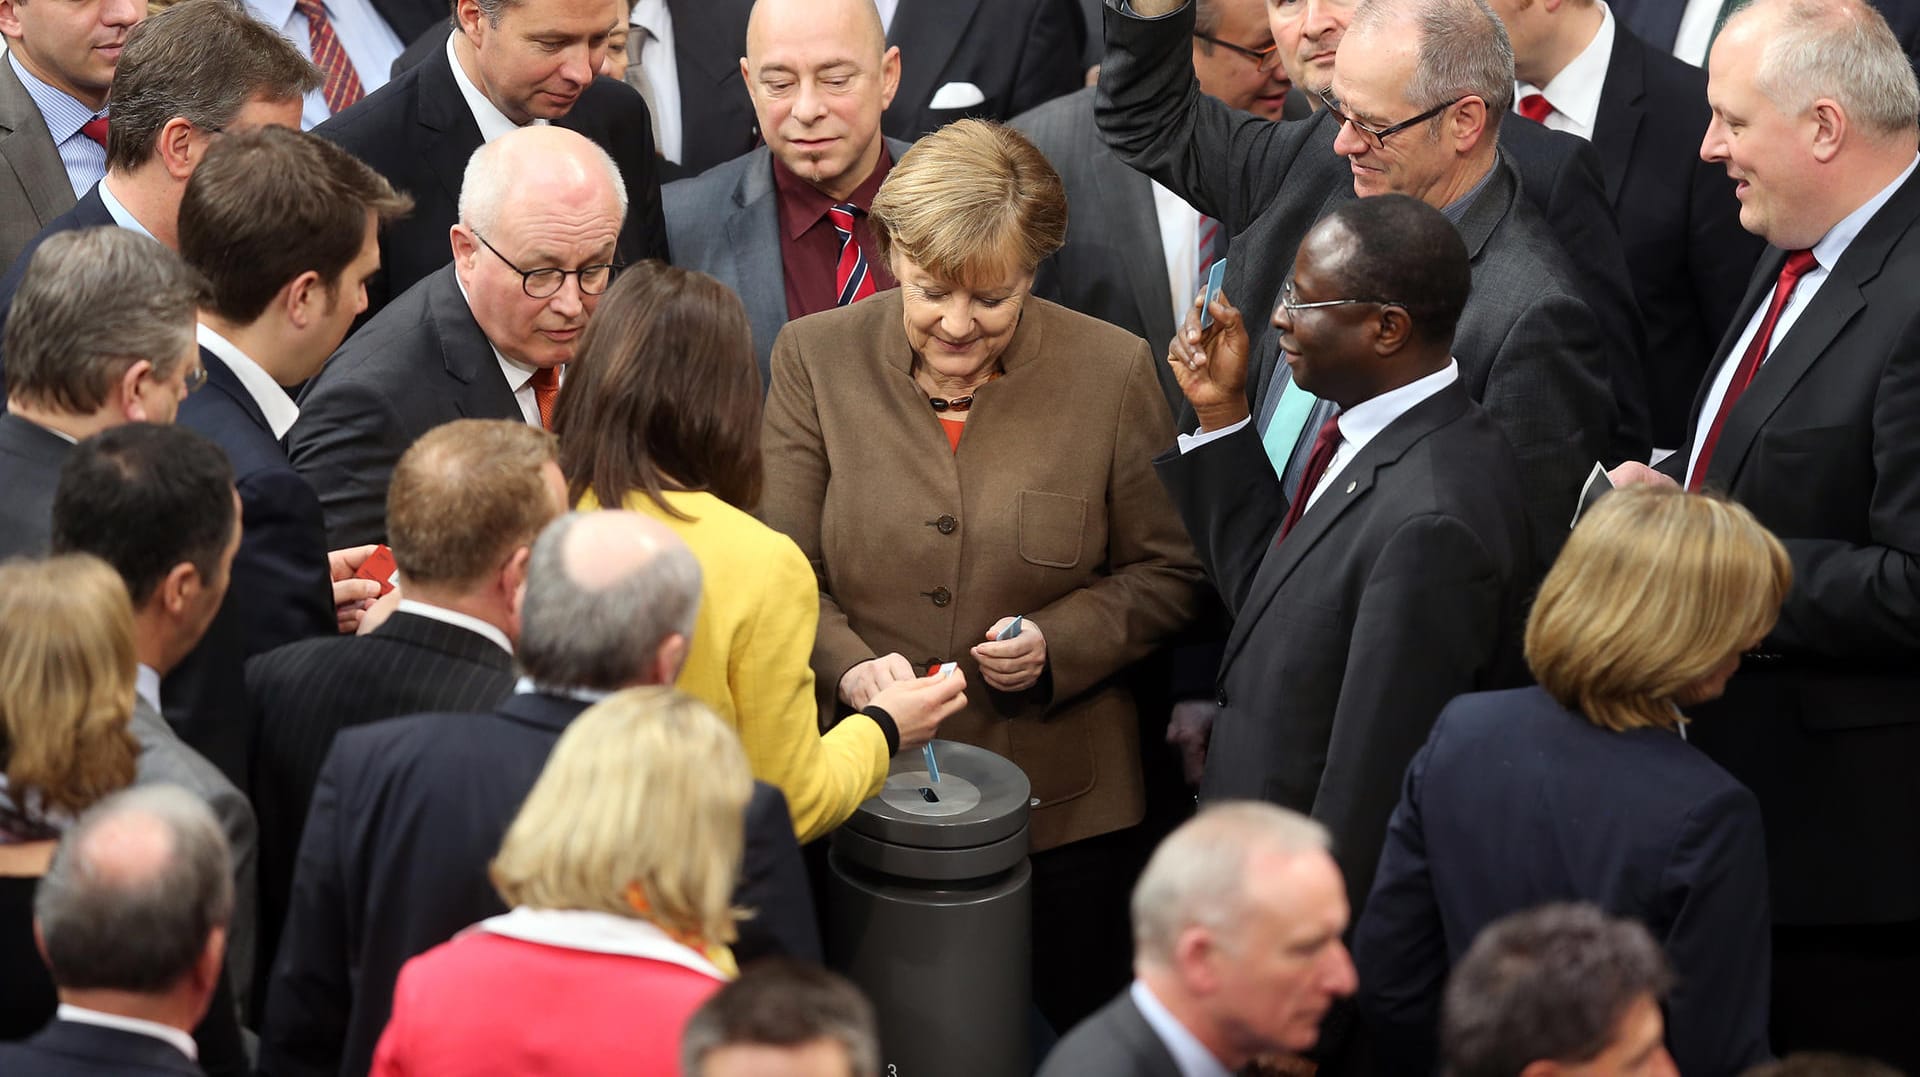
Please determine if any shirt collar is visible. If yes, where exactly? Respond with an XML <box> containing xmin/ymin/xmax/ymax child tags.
<box><xmin>196</xmin><ymin>323</ymin><xmax>302</xmax><ymax>439</ymax></box>
<box><xmin>445</xmin><ymin>31</ymin><xmax>547</xmax><ymax>142</ymax></box>
<box><xmin>1517</xmin><ymin>1</ymin><xmax>1613</xmax><ymax>134</ymax></box>
<box><xmin>56</xmin><ymin>1004</ymin><xmax>198</xmax><ymax>1062</ymax></box>
<box><xmin>396</xmin><ymin>599</ymin><xmax>513</xmax><ymax>655</ymax></box>
<box><xmin>135</xmin><ymin>664</ymin><xmax>162</xmax><ymax>716</ymax></box>
<box><xmin>97</xmin><ymin>176</ymin><xmax>157</xmax><ymax>240</ymax></box>
<box><xmin>7</xmin><ymin>53</ymin><xmax>104</xmax><ymax>143</ymax></box>
<box><xmin>1129</xmin><ymin>981</ymin><xmax>1234</xmax><ymax>1077</ymax></box>
<box><xmin>1335</xmin><ymin>359</ymin><xmax>1460</xmax><ymax>452</ymax></box>
<box><xmin>1810</xmin><ymin>152</ymin><xmax>1920</xmax><ymax>271</ymax></box>
<box><xmin>514</xmin><ymin>675</ymin><xmax>615</xmax><ymax>703</ymax></box>
<box><xmin>772</xmin><ymin>141</ymin><xmax>894</xmax><ymax>241</ymax></box>
<box><xmin>627</xmin><ymin>0</ymin><xmax>666</xmax><ymax>34</ymax></box>
<box><xmin>1439</xmin><ymin>168</ymin><xmax>1496</xmax><ymax>227</ymax></box>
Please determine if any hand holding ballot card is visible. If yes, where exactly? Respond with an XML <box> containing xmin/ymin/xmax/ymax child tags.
<box><xmin>971</xmin><ymin>615</ymin><xmax>1046</xmax><ymax>693</ymax></box>
<box><xmin>1168</xmin><ymin>270</ymin><xmax>1255</xmax><ymax>433</ymax></box>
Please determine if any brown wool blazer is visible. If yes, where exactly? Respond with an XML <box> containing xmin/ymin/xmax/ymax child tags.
<box><xmin>761</xmin><ymin>291</ymin><xmax>1205</xmax><ymax>851</ymax></box>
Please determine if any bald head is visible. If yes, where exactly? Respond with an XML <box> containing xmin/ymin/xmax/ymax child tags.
<box><xmin>459</xmin><ymin>125</ymin><xmax>627</xmax><ymax>238</ymax></box>
<box><xmin>517</xmin><ymin>511</ymin><xmax>703</xmax><ymax>691</ymax></box>
<box><xmin>747</xmin><ymin>0</ymin><xmax>884</xmax><ymax>60</ymax></box>
<box><xmin>741</xmin><ymin>0</ymin><xmax>899</xmax><ymax>201</ymax></box>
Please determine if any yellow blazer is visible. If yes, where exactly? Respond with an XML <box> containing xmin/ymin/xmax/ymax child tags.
<box><xmin>761</xmin><ymin>292</ymin><xmax>1205</xmax><ymax>851</ymax></box>
<box><xmin>580</xmin><ymin>488</ymin><xmax>889</xmax><ymax>843</ymax></box>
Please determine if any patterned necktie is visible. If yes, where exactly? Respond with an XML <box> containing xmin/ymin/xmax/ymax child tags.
<box><xmin>1277</xmin><ymin>413</ymin><xmax>1343</xmax><ymax>544</ymax></box>
<box><xmin>623</xmin><ymin>25</ymin><xmax>661</xmax><ymax>129</ymax></box>
<box><xmin>829</xmin><ymin>203</ymin><xmax>876</xmax><ymax>306</ymax></box>
<box><xmin>1195</xmin><ymin>213</ymin><xmax>1223</xmax><ymax>297</ymax></box>
<box><xmin>80</xmin><ymin>115</ymin><xmax>108</xmax><ymax>149</ymax></box>
<box><xmin>1688</xmin><ymin>249</ymin><xmax>1818</xmax><ymax>491</ymax></box>
<box><xmin>295</xmin><ymin>0</ymin><xmax>365</xmax><ymax>116</ymax></box>
<box><xmin>530</xmin><ymin>365</ymin><xmax>561</xmax><ymax>431</ymax></box>
<box><xmin>1517</xmin><ymin>93</ymin><xmax>1553</xmax><ymax>124</ymax></box>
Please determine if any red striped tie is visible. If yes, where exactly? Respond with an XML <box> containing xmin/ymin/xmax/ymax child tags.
<box><xmin>1688</xmin><ymin>249</ymin><xmax>1818</xmax><ymax>491</ymax></box>
<box><xmin>296</xmin><ymin>0</ymin><xmax>365</xmax><ymax>116</ymax></box>
<box><xmin>1196</xmin><ymin>213</ymin><xmax>1222</xmax><ymax>296</ymax></box>
<box><xmin>80</xmin><ymin>115</ymin><xmax>109</xmax><ymax>148</ymax></box>
<box><xmin>829</xmin><ymin>202</ymin><xmax>876</xmax><ymax>307</ymax></box>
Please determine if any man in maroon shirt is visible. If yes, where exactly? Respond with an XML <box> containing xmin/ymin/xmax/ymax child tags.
<box><xmin>661</xmin><ymin>0</ymin><xmax>910</xmax><ymax>383</ymax></box>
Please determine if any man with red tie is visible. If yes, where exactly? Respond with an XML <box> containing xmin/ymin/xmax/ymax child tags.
<box><xmin>242</xmin><ymin>0</ymin><xmax>406</xmax><ymax>130</ymax></box>
<box><xmin>1152</xmin><ymin>194</ymin><xmax>1532</xmax><ymax>933</ymax></box>
<box><xmin>1608</xmin><ymin>0</ymin><xmax>1920</xmax><ymax>1067</ymax></box>
<box><xmin>660</xmin><ymin>0</ymin><xmax>910</xmax><ymax>383</ymax></box>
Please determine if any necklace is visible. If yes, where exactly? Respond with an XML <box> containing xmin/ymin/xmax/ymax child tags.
<box><xmin>922</xmin><ymin>369</ymin><xmax>1002</xmax><ymax>412</ymax></box>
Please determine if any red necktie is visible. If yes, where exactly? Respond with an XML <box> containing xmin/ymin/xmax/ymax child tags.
<box><xmin>1517</xmin><ymin>93</ymin><xmax>1554</xmax><ymax>124</ymax></box>
<box><xmin>829</xmin><ymin>202</ymin><xmax>876</xmax><ymax>306</ymax></box>
<box><xmin>1688</xmin><ymin>249</ymin><xmax>1819</xmax><ymax>491</ymax></box>
<box><xmin>530</xmin><ymin>366</ymin><xmax>560</xmax><ymax>431</ymax></box>
<box><xmin>1277</xmin><ymin>413</ymin><xmax>1343</xmax><ymax>544</ymax></box>
<box><xmin>1196</xmin><ymin>213</ymin><xmax>1223</xmax><ymax>296</ymax></box>
<box><xmin>80</xmin><ymin>115</ymin><xmax>108</xmax><ymax>148</ymax></box>
<box><xmin>296</xmin><ymin>0</ymin><xmax>365</xmax><ymax>115</ymax></box>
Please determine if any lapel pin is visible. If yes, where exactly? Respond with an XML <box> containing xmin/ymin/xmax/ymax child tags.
<box><xmin>1346</xmin><ymin>481</ymin><xmax>1357</xmax><ymax>494</ymax></box>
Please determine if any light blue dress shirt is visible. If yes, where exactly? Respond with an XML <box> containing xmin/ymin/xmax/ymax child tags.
<box><xmin>7</xmin><ymin>52</ymin><xmax>107</xmax><ymax>197</ymax></box>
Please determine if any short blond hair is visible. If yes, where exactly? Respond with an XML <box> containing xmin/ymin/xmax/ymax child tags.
<box><xmin>1525</xmin><ymin>488</ymin><xmax>1791</xmax><ymax>732</ymax></box>
<box><xmin>869</xmin><ymin>119</ymin><xmax>1067</xmax><ymax>287</ymax></box>
<box><xmin>491</xmin><ymin>687</ymin><xmax>752</xmax><ymax>946</ymax></box>
<box><xmin>0</xmin><ymin>556</ymin><xmax>139</xmax><ymax>815</ymax></box>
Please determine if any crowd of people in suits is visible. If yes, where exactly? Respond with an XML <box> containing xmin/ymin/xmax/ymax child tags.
<box><xmin>0</xmin><ymin>0</ymin><xmax>1917</xmax><ymax>1072</ymax></box>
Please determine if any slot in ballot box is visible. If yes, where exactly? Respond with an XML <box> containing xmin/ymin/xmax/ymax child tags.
<box><xmin>827</xmin><ymin>741</ymin><xmax>1033</xmax><ymax>1077</ymax></box>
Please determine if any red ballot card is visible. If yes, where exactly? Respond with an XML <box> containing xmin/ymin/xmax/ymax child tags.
<box><xmin>354</xmin><ymin>545</ymin><xmax>400</xmax><ymax>596</ymax></box>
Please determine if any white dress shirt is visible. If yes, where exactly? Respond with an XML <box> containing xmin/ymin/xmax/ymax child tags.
<box><xmin>452</xmin><ymin>274</ymin><xmax>549</xmax><ymax>425</ymax></box>
<box><xmin>1673</xmin><ymin>0</ymin><xmax>1727</xmax><ymax>67</ymax></box>
<box><xmin>56</xmin><ymin>1004</ymin><xmax>198</xmax><ymax>1062</ymax></box>
<box><xmin>1152</xmin><ymin>180</ymin><xmax>1202</xmax><ymax>332</ymax></box>
<box><xmin>447</xmin><ymin>32</ymin><xmax>548</xmax><ymax>142</ymax></box>
<box><xmin>1514</xmin><ymin>2</ymin><xmax>1614</xmax><ymax>142</ymax></box>
<box><xmin>197</xmin><ymin>324</ymin><xmax>301</xmax><ymax>439</ymax></box>
<box><xmin>96</xmin><ymin>175</ymin><xmax>158</xmax><ymax>240</ymax></box>
<box><xmin>136</xmin><ymin>664</ymin><xmax>163</xmax><ymax>716</ymax></box>
<box><xmin>873</xmin><ymin>0</ymin><xmax>900</xmax><ymax>34</ymax></box>
<box><xmin>1684</xmin><ymin>153</ymin><xmax>1920</xmax><ymax>487</ymax></box>
<box><xmin>7</xmin><ymin>53</ymin><xmax>107</xmax><ymax>197</ymax></box>
<box><xmin>1298</xmin><ymin>360</ymin><xmax>1460</xmax><ymax>513</ymax></box>
<box><xmin>246</xmin><ymin>0</ymin><xmax>403</xmax><ymax>129</ymax></box>
<box><xmin>627</xmin><ymin>0</ymin><xmax>682</xmax><ymax>163</ymax></box>
<box><xmin>396</xmin><ymin>599</ymin><xmax>513</xmax><ymax>655</ymax></box>
<box><xmin>1129</xmin><ymin>981</ymin><xmax>1233</xmax><ymax>1077</ymax></box>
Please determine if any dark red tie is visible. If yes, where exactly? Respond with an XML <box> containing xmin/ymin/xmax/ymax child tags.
<box><xmin>80</xmin><ymin>115</ymin><xmax>108</xmax><ymax>148</ymax></box>
<box><xmin>1688</xmin><ymin>249</ymin><xmax>1819</xmax><ymax>491</ymax></box>
<box><xmin>296</xmin><ymin>0</ymin><xmax>365</xmax><ymax>115</ymax></box>
<box><xmin>1277</xmin><ymin>413</ymin><xmax>1343</xmax><ymax>544</ymax></box>
<box><xmin>1517</xmin><ymin>93</ymin><xmax>1553</xmax><ymax>124</ymax></box>
<box><xmin>829</xmin><ymin>202</ymin><xmax>876</xmax><ymax>306</ymax></box>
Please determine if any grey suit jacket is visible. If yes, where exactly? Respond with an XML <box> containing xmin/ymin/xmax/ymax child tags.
<box><xmin>131</xmin><ymin>693</ymin><xmax>258</xmax><ymax>1013</ymax></box>
<box><xmin>1037</xmin><ymin>989</ymin><xmax>1183</xmax><ymax>1077</ymax></box>
<box><xmin>0</xmin><ymin>58</ymin><xmax>76</xmax><ymax>274</ymax></box>
<box><xmin>1012</xmin><ymin>86</ymin><xmax>1185</xmax><ymax>418</ymax></box>
<box><xmin>662</xmin><ymin>139</ymin><xmax>914</xmax><ymax>383</ymax></box>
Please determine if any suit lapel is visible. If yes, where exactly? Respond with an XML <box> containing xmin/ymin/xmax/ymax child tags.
<box><xmin>1455</xmin><ymin>156</ymin><xmax>1519</xmax><ymax>261</ymax></box>
<box><xmin>1591</xmin><ymin>32</ymin><xmax>1645</xmax><ymax>206</ymax></box>
<box><xmin>415</xmin><ymin>45</ymin><xmax>485</xmax><ymax>211</ymax></box>
<box><xmin>1221</xmin><ymin>384</ymin><xmax>1471</xmax><ymax>672</ymax></box>
<box><xmin>665</xmin><ymin>0</ymin><xmax>744</xmax><ymax>88</ymax></box>
<box><xmin>0</xmin><ymin>60</ymin><xmax>78</xmax><ymax>225</ymax></box>
<box><xmin>887</xmin><ymin>0</ymin><xmax>983</xmax><ymax>122</ymax></box>
<box><xmin>1613</xmin><ymin>0</ymin><xmax>1683</xmax><ymax>50</ymax></box>
<box><xmin>425</xmin><ymin>266</ymin><xmax>523</xmax><ymax>419</ymax></box>
<box><xmin>727</xmin><ymin>149</ymin><xmax>792</xmax><ymax>381</ymax></box>
<box><xmin>1099</xmin><ymin>157</ymin><xmax>1179</xmax><ymax>351</ymax></box>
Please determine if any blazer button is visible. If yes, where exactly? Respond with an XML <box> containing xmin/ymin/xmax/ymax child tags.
<box><xmin>936</xmin><ymin>514</ymin><xmax>958</xmax><ymax>535</ymax></box>
<box><xmin>928</xmin><ymin>586</ymin><xmax>952</xmax><ymax>608</ymax></box>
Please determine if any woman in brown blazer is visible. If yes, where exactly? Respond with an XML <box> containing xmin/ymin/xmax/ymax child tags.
<box><xmin>760</xmin><ymin>120</ymin><xmax>1205</xmax><ymax>1027</ymax></box>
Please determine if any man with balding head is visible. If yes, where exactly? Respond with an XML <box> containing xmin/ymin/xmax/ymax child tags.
<box><xmin>1040</xmin><ymin>803</ymin><xmax>1357</xmax><ymax>1076</ymax></box>
<box><xmin>1607</xmin><ymin>1</ymin><xmax>1920</xmax><ymax>1064</ymax></box>
<box><xmin>0</xmin><ymin>785</ymin><xmax>233</xmax><ymax>1077</ymax></box>
<box><xmin>262</xmin><ymin>511</ymin><xmax>822</xmax><ymax>1077</ymax></box>
<box><xmin>662</xmin><ymin>0</ymin><xmax>909</xmax><ymax>380</ymax></box>
<box><xmin>291</xmin><ymin>124</ymin><xmax>624</xmax><ymax>547</ymax></box>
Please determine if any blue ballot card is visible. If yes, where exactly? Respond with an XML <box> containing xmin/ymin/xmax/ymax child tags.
<box><xmin>1199</xmin><ymin>259</ymin><xmax>1227</xmax><ymax>329</ymax></box>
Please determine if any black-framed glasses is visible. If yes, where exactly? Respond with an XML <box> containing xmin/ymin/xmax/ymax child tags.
<box><xmin>1279</xmin><ymin>278</ymin><xmax>1403</xmax><ymax>317</ymax></box>
<box><xmin>472</xmin><ymin>230</ymin><xmax>621</xmax><ymax>299</ymax></box>
<box><xmin>1315</xmin><ymin>88</ymin><xmax>1467</xmax><ymax>150</ymax></box>
<box><xmin>1192</xmin><ymin>32</ymin><xmax>1284</xmax><ymax>72</ymax></box>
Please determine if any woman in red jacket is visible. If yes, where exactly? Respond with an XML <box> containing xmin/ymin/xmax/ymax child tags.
<box><xmin>370</xmin><ymin>688</ymin><xmax>753</xmax><ymax>1076</ymax></box>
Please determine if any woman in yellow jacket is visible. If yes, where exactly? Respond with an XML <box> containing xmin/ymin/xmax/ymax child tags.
<box><xmin>552</xmin><ymin>263</ymin><xmax>965</xmax><ymax>844</ymax></box>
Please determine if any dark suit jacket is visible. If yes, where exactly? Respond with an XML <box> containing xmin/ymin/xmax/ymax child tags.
<box><xmin>313</xmin><ymin>43</ymin><xmax>668</xmax><ymax>324</ymax></box>
<box><xmin>0</xmin><ymin>1020</ymin><xmax>202</xmax><ymax>1077</ymax></box>
<box><xmin>1354</xmin><ymin>686</ymin><xmax>1773</xmax><ymax>1077</ymax></box>
<box><xmin>1655</xmin><ymin>166</ymin><xmax>1920</xmax><ymax>926</ymax></box>
<box><xmin>288</xmin><ymin>265</ymin><xmax>522</xmax><ymax>547</ymax></box>
<box><xmin>1037</xmin><ymin>990</ymin><xmax>1182</xmax><ymax>1077</ymax></box>
<box><xmin>0</xmin><ymin>411</ymin><xmax>71</xmax><ymax>560</ymax></box>
<box><xmin>881</xmin><ymin>0</ymin><xmax>1086</xmax><ymax>142</ymax></box>
<box><xmin>259</xmin><ymin>691</ymin><xmax>821</xmax><ymax>1077</ymax></box>
<box><xmin>170</xmin><ymin>346</ymin><xmax>335</xmax><ymax>789</ymax></box>
<box><xmin>1097</xmin><ymin>1</ymin><xmax>1622</xmax><ymax>550</ymax></box>
<box><xmin>0</xmin><ymin>184</ymin><xmax>113</xmax><ymax>378</ymax></box>
<box><xmin>1612</xmin><ymin>0</ymin><xmax>1920</xmax><ymax>65</ymax></box>
<box><xmin>1154</xmin><ymin>382</ymin><xmax>1532</xmax><ymax>914</ymax></box>
<box><xmin>245</xmin><ymin>610</ymin><xmax>517</xmax><ymax>1012</ymax></box>
<box><xmin>1566</xmin><ymin>25</ymin><xmax>1764</xmax><ymax>447</ymax></box>
<box><xmin>0</xmin><ymin>57</ymin><xmax>77</xmax><ymax>274</ymax></box>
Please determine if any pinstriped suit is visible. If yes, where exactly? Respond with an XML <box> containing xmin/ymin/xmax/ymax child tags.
<box><xmin>245</xmin><ymin>610</ymin><xmax>515</xmax><ymax>1010</ymax></box>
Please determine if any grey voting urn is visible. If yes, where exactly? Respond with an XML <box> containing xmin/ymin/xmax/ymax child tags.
<box><xmin>827</xmin><ymin>740</ymin><xmax>1033</xmax><ymax>1076</ymax></box>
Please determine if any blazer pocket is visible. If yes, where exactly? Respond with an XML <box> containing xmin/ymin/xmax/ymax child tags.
<box><xmin>1017</xmin><ymin>490</ymin><xmax>1087</xmax><ymax>569</ymax></box>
